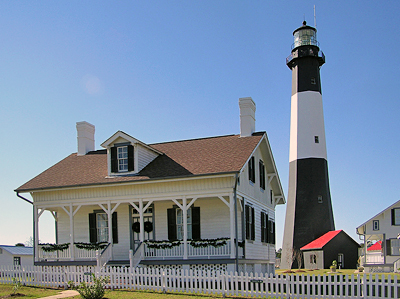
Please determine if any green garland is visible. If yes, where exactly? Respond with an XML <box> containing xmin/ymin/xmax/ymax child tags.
<box><xmin>39</xmin><ymin>243</ymin><xmax>70</xmax><ymax>252</ymax></box>
<box><xmin>74</xmin><ymin>242</ymin><xmax>109</xmax><ymax>251</ymax></box>
<box><xmin>144</xmin><ymin>240</ymin><xmax>182</xmax><ymax>249</ymax></box>
<box><xmin>190</xmin><ymin>238</ymin><xmax>229</xmax><ymax>248</ymax></box>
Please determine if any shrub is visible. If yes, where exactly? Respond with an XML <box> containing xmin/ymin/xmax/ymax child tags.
<box><xmin>68</xmin><ymin>273</ymin><xmax>109</xmax><ymax>299</ymax></box>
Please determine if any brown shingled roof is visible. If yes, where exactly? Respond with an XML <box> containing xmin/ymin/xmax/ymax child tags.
<box><xmin>16</xmin><ymin>133</ymin><xmax>264</xmax><ymax>192</ymax></box>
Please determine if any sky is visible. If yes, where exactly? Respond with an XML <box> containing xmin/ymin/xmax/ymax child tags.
<box><xmin>1</xmin><ymin>1</ymin><xmax>400</xmax><ymax>250</ymax></box>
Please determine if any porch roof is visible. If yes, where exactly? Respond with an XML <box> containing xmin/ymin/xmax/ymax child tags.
<box><xmin>16</xmin><ymin>133</ymin><xmax>264</xmax><ymax>192</ymax></box>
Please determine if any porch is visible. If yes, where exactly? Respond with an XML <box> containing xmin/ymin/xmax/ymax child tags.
<box><xmin>36</xmin><ymin>238</ymin><xmax>244</xmax><ymax>266</ymax></box>
<box><xmin>33</xmin><ymin>189</ymin><xmax>247</xmax><ymax>266</ymax></box>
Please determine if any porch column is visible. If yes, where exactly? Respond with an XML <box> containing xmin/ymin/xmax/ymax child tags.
<box><xmin>183</xmin><ymin>197</ymin><xmax>188</xmax><ymax>259</ymax></box>
<box><xmin>34</xmin><ymin>206</ymin><xmax>39</xmax><ymax>261</ymax></box>
<box><xmin>70</xmin><ymin>204</ymin><xmax>75</xmax><ymax>260</ymax></box>
<box><xmin>229</xmin><ymin>194</ymin><xmax>235</xmax><ymax>258</ymax></box>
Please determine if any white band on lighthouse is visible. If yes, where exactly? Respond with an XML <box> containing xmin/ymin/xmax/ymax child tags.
<box><xmin>289</xmin><ymin>90</ymin><xmax>327</xmax><ymax>163</ymax></box>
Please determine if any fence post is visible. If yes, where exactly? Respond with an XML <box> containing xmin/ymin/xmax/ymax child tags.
<box><xmin>221</xmin><ymin>272</ymin><xmax>226</xmax><ymax>298</ymax></box>
<box><xmin>129</xmin><ymin>249</ymin><xmax>133</xmax><ymax>268</ymax></box>
<box><xmin>162</xmin><ymin>270</ymin><xmax>166</xmax><ymax>294</ymax></box>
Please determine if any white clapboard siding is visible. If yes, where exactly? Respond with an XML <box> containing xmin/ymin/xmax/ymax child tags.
<box><xmin>0</xmin><ymin>265</ymin><xmax>397</xmax><ymax>299</ymax></box>
<box><xmin>137</xmin><ymin>144</ymin><xmax>159</xmax><ymax>172</ymax></box>
<box><xmin>33</xmin><ymin>176</ymin><xmax>235</xmax><ymax>203</ymax></box>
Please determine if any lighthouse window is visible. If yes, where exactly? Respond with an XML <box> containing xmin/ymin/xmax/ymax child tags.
<box><xmin>311</xmin><ymin>78</ymin><xmax>316</xmax><ymax>84</ymax></box>
<box><xmin>318</xmin><ymin>195</ymin><xmax>323</xmax><ymax>203</ymax></box>
<box><xmin>314</xmin><ymin>136</ymin><xmax>319</xmax><ymax>143</ymax></box>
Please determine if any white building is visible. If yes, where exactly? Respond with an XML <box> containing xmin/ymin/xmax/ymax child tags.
<box><xmin>15</xmin><ymin>98</ymin><xmax>285</xmax><ymax>274</ymax></box>
<box><xmin>0</xmin><ymin>245</ymin><xmax>33</xmax><ymax>267</ymax></box>
<box><xmin>356</xmin><ymin>200</ymin><xmax>400</xmax><ymax>272</ymax></box>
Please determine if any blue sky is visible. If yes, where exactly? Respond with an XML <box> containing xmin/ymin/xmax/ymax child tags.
<box><xmin>1</xmin><ymin>1</ymin><xmax>399</xmax><ymax>249</ymax></box>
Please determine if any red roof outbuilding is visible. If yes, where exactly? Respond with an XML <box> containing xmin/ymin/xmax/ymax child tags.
<box><xmin>300</xmin><ymin>230</ymin><xmax>342</xmax><ymax>250</ymax></box>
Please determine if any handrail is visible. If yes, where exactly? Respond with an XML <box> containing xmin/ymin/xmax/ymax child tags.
<box><xmin>130</xmin><ymin>242</ymin><xmax>143</xmax><ymax>268</ymax></box>
<box><xmin>96</xmin><ymin>243</ymin><xmax>112</xmax><ymax>268</ymax></box>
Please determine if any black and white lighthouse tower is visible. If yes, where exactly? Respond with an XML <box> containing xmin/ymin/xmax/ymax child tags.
<box><xmin>281</xmin><ymin>21</ymin><xmax>335</xmax><ymax>269</ymax></box>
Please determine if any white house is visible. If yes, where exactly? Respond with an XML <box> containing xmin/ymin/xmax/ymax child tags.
<box><xmin>0</xmin><ymin>245</ymin><xmax>33</xmax><ymax>267</ymax></box>
<box><xmin>15</xmin><ymin>97</ymin><xmax>285</xmax><ymax>275</ymax></box>
<box><xmin>356</xmin><ymin>200</ymin><xmax>400</xmax><ymax>272</ymax></box>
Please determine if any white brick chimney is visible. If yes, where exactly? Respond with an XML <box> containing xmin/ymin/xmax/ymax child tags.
<box><xmin>76</xmin><ymin>121</ymin><xmax>95</xmax><ymax>156</ymax></box>
<box><xmin>239</xmin><ymin>97</ymin><xmax>256</xmax><ymax>137</ymax></box>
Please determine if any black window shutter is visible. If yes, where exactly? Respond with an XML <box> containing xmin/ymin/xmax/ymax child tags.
<box><xmin>251</xmin><ymin>207</ymin><xmax>255</xmax><ymax>241</ymax></box>
<box><xmin>127</xmin><ymin>145</ymin><xmax>134</xmax><ymax>172</ymax></box>
<box><xmin>386</xmin><ymin>239</ymin><xmax>392</xmax><ymax>256</ymax></box>
<box><xmin>267</xmin><ymin>220</ymin><xmax>272</xmax><ymax>244</ymax></box>
<box><xmin>392</xmin><ymin>209</ymin><xmax>396</xmax><ymax>225</ymax></box>
<box><xmin>259</xmin><ymin>161</ymin><xmax>265</xmax><ymax>189</ymax></box>
<box><xmin>245</xmin><ymin>205</ymin><xmax>250</xmax><ymax>240</ymax></box>
<box><xmin>248</xmin><ymin>157</ymin><xmax>255</xmax><ymax>183</ymax></box>
<box><xmin>265</xmin><ymin>213</ymin><xmax>269</xmax><ymax>243</ymax></box>
<box><xmin>89</xmin><ymin>213</ymin><xmax>97</xmax><ymax>243</ymax></box>
<box><xmin>112</xmin><ymin>212</ymin><xmax>118</xmax><ymax>244</ymax></box>
<box><xmin>167</xmin><ymin>208</ymin><xmax>177</xmax><ymax>241</ymax></box>
<box><xmin>272</xmin><ymin>222</ymin><xmax>276</xmax><ymax>244</ymax></box>
<box><xmin>192</xmin><ymin>207</ymin><xmax>201</xmax><ymax>240</ymax></box>
<box><xmin>111</xmin><ymin>147</ymin><xmax>118</xmax><ymax>173</ymax></box>
<box><xmin>261</xmin><ymin>212</ymin><xmax>265</xmax><ymax>243</ymax></box>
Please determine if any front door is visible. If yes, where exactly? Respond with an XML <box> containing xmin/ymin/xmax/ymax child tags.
<box><xmin>131</xmin><ymin>204</ymin><xmax>154</xmax><ymax>251</ymax></box>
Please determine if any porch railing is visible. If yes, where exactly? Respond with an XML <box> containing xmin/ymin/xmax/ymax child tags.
<box><xmin>143</xmin><ymin>239</ymin><xmax>243</xmax><ymax>260</ymax></box>
<box><xmin>37</xmin><ymin>244</ymin><xmax>98</xmax><ymax>261</ymax></box>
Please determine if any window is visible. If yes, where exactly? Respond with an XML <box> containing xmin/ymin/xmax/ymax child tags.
<box><xmin>245</xmin><ymin>205</ymin><xmax>255</xmax><ymax>241</ymax></box>
<box><xmin>13</xmin><ymin>257</ymin><xmax>21</xmax><ymax>266</ymax></box>
<box><xmin>111</xmin><ymin>144</ymin><xmax>134</xmax><ymax>173</ymax></box>
<box><xmin>259</xmin><ymin>160</ymin><xmax>265</xmax><ymax>190</ymax></box>
<box><xmin>96</xmin><ymin>213</ymin><xmax>109</xmax><ymax>242</ymax></box>
<box><xmin>311</xmin><ymin>78</ymin><xmax>316</xmax><ymax>85</ymax></box>
<box><xmin>310</xmin><ymin>254</ymin><xmax>316</xmax><ymax>264</ymax></box>
<box><xmin>261</xmin><ymin>212</ymin><xmax>268</xmax><ymax>243</ymax></box>
<box><xmin>89</xmin><ymin>212</ymin><xmax>118</xmax><ymax>244</ymax></box>
<box><xmin>314</xmin><ymin>136</ymin><xmax>319</xmax><ymax>143</ymax></box>
<box><xmin>318</xmin><ymin>195</ymin><xmax>323</xmax><ymax>203</ymax></box>
<box><xmin>388</xmin><ymin>239</ymin><xmax>400</xmax><ymax>256</ymax></box>
<box><xmin>167</xmin><ymin>206</ymin><xmax>200</xmax><ymax>240</ymax></box>
<box><xmin>248</xmin><ymin>156</ymin><xmax>255</xmax><ymax>184</ymax></box>
<box><xmin>117</xmin><ymin>146</ymin><xmax>128</xmax><ymax>172</ymax></box>
<box><xmin>373</xmin><ymin>220</ymin><xmax>379</xmax><ymax>231</ymax></box>
<box><xmin>391</xmin><ymin>208</ymin><xmax>400</xmax><ymax>225</ymax></box>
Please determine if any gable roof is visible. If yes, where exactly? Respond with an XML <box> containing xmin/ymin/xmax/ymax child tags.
<box><xmin>0</xmin><ymin>245</ymin><xmax>33</xmax><ymax>256</ymax></box>
<box><xmin>367</xmin><ymin>241</ymin><xmax>382</xmax><ymax>251</ymax></box>
<box><xmin>300</xmin><ymin>230</ymin><xmax>342</xmax><ymax>250</ymax></box>
<box><xmin>16</xmin><ymin>133</ymin><xmax>271</xmax><ymax>193</ymax></box>
<box><xmin>356</xmin><ymin>199</ymin><xmax>400</xmax><ymax>235</ymax></box>
<box><xmin>100</xmin><ymin>131</ymin><xmax>163</xmax><ymax>154</ymax></box>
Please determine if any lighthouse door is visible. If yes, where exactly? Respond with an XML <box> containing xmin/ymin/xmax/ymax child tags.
<box><xmin>131</xmin><ymin>205</ymin><xmax>154</xmax><ymax>252</ymax></box>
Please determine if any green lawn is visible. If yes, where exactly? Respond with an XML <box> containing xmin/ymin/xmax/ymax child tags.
<box><xmin>275</xmin><ymin>268</ymin><xmax>400</xmax><ymax>280</ymax></box>
<box><xmin>0</xmin><ymin>284</ymin><xmax>60</xmax><ymax>298</ymax></box>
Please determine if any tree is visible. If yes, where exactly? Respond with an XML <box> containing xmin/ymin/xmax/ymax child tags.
<box><xmin>294</xmin><ymin>249</ymin><xmax>303</xmax><ymax>269</ymax></box>
<box><xmin>15</xmin><ymin>243</ymin><xmax>25</xmax><ymax>247</ymax></box>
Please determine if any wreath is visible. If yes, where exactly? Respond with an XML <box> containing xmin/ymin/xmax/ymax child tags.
<box><xmin>132</xmin><ymin>222</ymin><xmax>140</xmax><ymax>233</ymax></box>
<box><xmin>132</xmin><ymin>221</ymin><xmax>153</xmax><ymax>233</ymax></box>
<box><xmin>144</xmin><ymin>221</ymin><xmax>153</xmax><ymax>233</ymax></box>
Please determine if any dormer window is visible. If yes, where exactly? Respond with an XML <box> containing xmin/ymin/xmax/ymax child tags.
<box><xmin>111</xmin><ymin>144</ymin><xmax>134</xmax><ymax>173</ymax></box>
<box><xmin>117</xmin><ymin>146</ymin><xmax>128</xmax><ymax>172</ymax></box>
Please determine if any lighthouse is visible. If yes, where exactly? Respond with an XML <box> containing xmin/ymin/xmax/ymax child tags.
<box><xmin>281</xmin><ymin>21</ymin><xmax>335</xmax><ymax>269</ymax></box>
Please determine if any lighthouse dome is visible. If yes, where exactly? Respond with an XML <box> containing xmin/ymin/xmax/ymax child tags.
<box><xmin>292</xmin><ymin>21</ymin><xmax>318</xmax><ymax>49</ymax></box>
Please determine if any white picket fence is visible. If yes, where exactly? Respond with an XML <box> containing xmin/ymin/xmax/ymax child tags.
<box><xmin>0</xmin><ymin>265</ymin><xmax>399</xmax><ymax>298</ymax></box>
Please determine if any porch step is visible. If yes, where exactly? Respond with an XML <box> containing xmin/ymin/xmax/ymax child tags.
<box><xmin>106</xmin><ymin>260</ymin><xmax>130</xmax><ymax>267</ymax></box>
